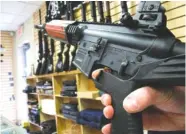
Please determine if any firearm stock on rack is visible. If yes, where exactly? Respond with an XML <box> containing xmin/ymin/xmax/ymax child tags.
<box><xmin>35</xmin><ymin>1</ymin><xmax>185</xmax><ymax>134</ymax></box>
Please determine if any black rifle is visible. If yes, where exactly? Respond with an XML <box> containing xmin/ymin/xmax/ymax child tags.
<box><xmin>47</xmin><ymin>38</ymin><xmax>55</xmax><ymax>74</ymax></box>
<box><xmin>45</xmin><ymin>1</ymin><xmax>50</xmax><ymax>22</ymax></box>
<box><xmin>39</xmin><ymin>34</ymin><xmax>49</xmax><ymax>74</ymax></box>
<box><xmin>90</xmin><ymin>1</ymin><xmax>97</xmax><ymax>22</ymax></box>
<box><xmin>81</xmin><ymin>2</ymin><xmax>86</xmax><ymax>22</ymax></box>
<box><xmin>120</xmin><ymin>1</ymin><xmax>133</xmax><ymax>26</ymax></box>
<box><xmin>55</xmin><ymin>42</ymin><xmax>65</xmax><ymax>72</ymax></box>
<box><xmin>62</xmin><ymin>1</ymin><xmax>71</xmax><ymax>71</ymax></box>
<box><xmin>35</xmin><ymin>2</ymin><xmax>185</xmax><ymax>134</ymax></box>
<box><xmin>69</xmin><ymin>1</ymin><xmax>77</xmax><ymax>71</ymax></box>
<box><xmin>105</xmin><ymin>1</ymin><xmax>112</xmax><ymax>23</ymax></box>
<box><xmin>97</xmin><ymin>1</ymin><xmax>105</xmax><ymax>23</ymax></box>
<box><xmin>35</xmin><ymin>10</ymin><xmax>43</xmax><ymax>75</ymax></box>
<box><xmin>45</xmin><ymin>1</ymin><xmax>64</xmax><ymax>22</ymax></box>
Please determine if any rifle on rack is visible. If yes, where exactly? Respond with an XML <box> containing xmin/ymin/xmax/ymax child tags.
<box><xmin>45</xmin><ymin>1</ymin><xmax>56</xmax><ymax>74</ymax></box>
<box><xmin>120</xmin><ymin>1</ymin><xmax>133</xmax><ymax>26</ymax></box>
<box><xmin>105</xmin><ymin>1</ymin><xmax>112</xmax><ymax>23</ymax></box>
<box><xmin>55</xmin><ymin>42</ymin><xmax>65</xmax><ymax>72</ymax></box>
<box><xmin>45</xmin><ymin>1</ymin><xmax>64</xmax><ymax>22</ymax></box>
<box><xmin>35</xmin><ymin>1</ymin><xmax>185</xmax><ymax>134</ymax></box>
<box><xmin>81</xmin><ymin>2</ymin><xmax>86</xmax><ymax>22</ymax></box>
<box><xmin>47</xmin><ymin>38</ymin><xmax>55</xmax><ymax>74</ymax></box>
<box><xmin>39</xmin><ymin>33</ymin><xmax>49</xmax><ymax>75</ymax></box>
<box><xmin>90</xmin><ymin>1</ymin><xmax>97</xmax><ymax>22</ymax></box>
<box><xmin>69</xmin><ymin>2</ymin><xmax>78</xmax><ymax>71</ymax></box>
<box><xmin>35</xmin><ymin>10</ymin><xmax>43</xmax><ymax>75</ymax></box>
<box><xmin>62</xmin><ymin>1</ymin><xmax>71</xmax><ymax>71</ymax></box>
<box><xmin>97</xmin><ymin>1</ymin><xmax>105</xmax><ymax>23</ymax></box>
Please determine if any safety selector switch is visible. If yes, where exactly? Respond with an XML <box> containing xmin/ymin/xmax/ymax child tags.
<box><xmin>140</xmin><ymin>14</ymin><xmax>157</xmax><ymax>21</ymax></box>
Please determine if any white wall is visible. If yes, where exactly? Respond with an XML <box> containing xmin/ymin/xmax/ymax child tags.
<box><xmin>13</xmin><ymin>16</ymin><xmax>36</xmax><ymax>122</ymax></box>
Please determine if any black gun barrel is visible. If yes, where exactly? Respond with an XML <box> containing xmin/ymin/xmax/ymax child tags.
<box><xmin>35</xmin><ymin>24</ymin><xmax>44</xmax><ymax>30</ymax></box>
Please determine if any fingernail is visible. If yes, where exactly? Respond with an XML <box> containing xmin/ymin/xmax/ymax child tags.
<box><xmin>123</xmin><ymin>96</ymin><xmax>139</xmax><ymax>111</ymax></box>
<box><xmin>101</xmin><ymin>94</ymin><xmax>106</xmax><ymax>105</ymax></box>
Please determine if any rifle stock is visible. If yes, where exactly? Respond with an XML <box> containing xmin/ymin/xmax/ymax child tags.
<box><xmin>47</xmin><ymin>38</ymin><xmax>55</xmax><ymax>74</ymax></box>
<box><xmin>55</xmin><ymin>42</ymin><xmax>65</xmax><ymax>72</ymax></box>
<box><xmin>63</xmin><ymin>44</ymin><xmax>70</xmax><ymax>71</ymax></box>
<box><xmin>68</xmin><ymin>1</ymin><xmax>77</xmax><ymax>71</ymax></box>
<box><xmin>39</xmin><ymin>34</ymin><xmax>49</xmax><ymax>74</ymax></box>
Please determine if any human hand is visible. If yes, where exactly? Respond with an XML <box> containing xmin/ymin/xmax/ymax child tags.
<box><xmin>92</xmin><ymin>69</ymin><xmax>185</xmax><ymax>134</ymax></box>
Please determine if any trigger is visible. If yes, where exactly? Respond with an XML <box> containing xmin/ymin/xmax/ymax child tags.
<box><xmin>93</xmin><ymin>68</ymin><xmax>112</xmax><ymax>95</ymax></box>
<box><xmin>94</xmin><ymin>69</ymin><xmax>104</xmax><ymax>82</ymax></box>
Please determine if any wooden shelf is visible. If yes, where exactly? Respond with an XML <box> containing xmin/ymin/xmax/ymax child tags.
<box><xmin>38</xmin><ymin>93</ymin><xmax>54</xmax><ymax>97</ymax></box>
<box><xmin>53</xmin><ymin>70</ymin><xmax>81</xmax><ymax>76</ymax></box>
<box><xmin>41</xmin><ymin>111</ymin><xmax>55</xmax><ymax>116</ymax></box>
<box><xmin>57</xmin><ymin>114</ymin><xmax>77</xmax><ymax>123</ymax></box>
<box><xmin>29</xmin><ymin>121</ymin><xmax>41</xmax><ymax>128</ymax></box>
<box><xmin>96</xmin><ymin>97</ymin><xmax>101</xmax><ymax>101</ymax></box>
<box><xmin>26</xmin><ymin>69</ymin><xmax>102</xmax><ymax>133</ymax></box>
<box><xmin>29</xmin><ymin>93</ymin><xmax>37</xmax><ymax>95</ymax></box>
<box><xmin>56</xmin><ymin>114</ymin><xmax>65</xmax><ymax>119</ymax></box>
<box><xmin>55</xmin><ymin>94</ymin><xmax>78</xmax><ymax>99</ymax></box>
<box><xmin>27</xmin><ymin>76</ymin><xmax>36</xmax><ymax>80</ymax></box>
<box><xmin>26</xmin><ymin>70</ymin><xmax>81</xmax><ymax>80</ymax></box>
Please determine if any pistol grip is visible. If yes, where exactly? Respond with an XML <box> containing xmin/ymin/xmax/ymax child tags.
<box><xmin>94</xmin><ymin>71</ymin><xmax>143</xmax><ymax>134</ymax></box>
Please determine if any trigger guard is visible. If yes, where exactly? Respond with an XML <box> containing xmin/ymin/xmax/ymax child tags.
<box><xmin>93</xmin><ymin>70</ymin><xmax>108</xmax><ymax>93</ymax></box>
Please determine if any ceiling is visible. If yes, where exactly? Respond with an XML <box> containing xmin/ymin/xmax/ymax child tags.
<box><xmin>0</xmin><ymin>1</ymin><xmax>43</xmax><ymax>31</ymax></box>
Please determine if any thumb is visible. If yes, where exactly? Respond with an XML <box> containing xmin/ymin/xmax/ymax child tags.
<box><xmin>123</xmin><ymin>86</ymin><xmax>163</xmax><ymax>113</ymax></box>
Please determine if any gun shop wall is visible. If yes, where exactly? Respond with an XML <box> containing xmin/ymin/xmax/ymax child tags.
<box><xmin>0</xmin><ymin>1</ymin><xmax>185</xmax><ymax>134</ymax></box>
<box><xmin>0</xmin><ymin>31</ymin><xmax>16</xmax><ymax>121</ymax></box>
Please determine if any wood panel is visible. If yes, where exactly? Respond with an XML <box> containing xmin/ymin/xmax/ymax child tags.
<box><xmin>0</xmin><ymin>31</ymin><xmax>16</xmax><ymax>121</ymax></box>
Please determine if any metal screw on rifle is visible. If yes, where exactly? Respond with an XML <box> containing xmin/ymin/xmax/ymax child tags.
<box><xmin>122</xmin><ymin>60</ymin><xmax>128</xmax><ymax>67</ymax></box>
<box><xmin>148</xmin><ymin>4</ymin><xmax>154</xmax><ymax>10</ymax></box>
<box><xmin>136</xmin><ymin>56</ymin><xmax>142</xmax><ymax>62</ymax></box>
<box><xmin>83</xmin><ymin>42</ymin><xmax>86</xmax><ymax>47</ymax></box>
<box><xmin>97</xmin><ymin>38</ymin><xmax>102</xmax><ymax>44</ymax></box>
